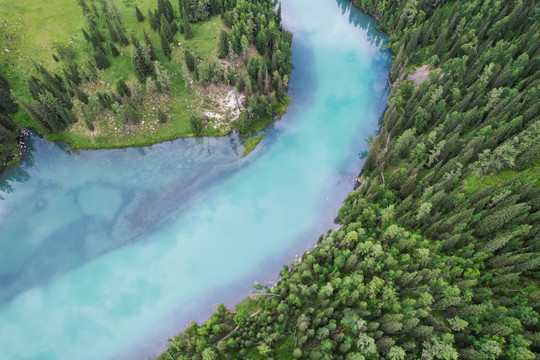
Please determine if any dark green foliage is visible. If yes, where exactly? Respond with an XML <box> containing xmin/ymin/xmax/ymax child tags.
<box><xmin>160</xmin><ymin>30</ymin><xmax>172</xmax><ymax>59</ymax></box>
<box><xmin>135</xmin><ymin>6</ymin><xmax>144</xmax><ymax>22</ymax></box>
<box><xmin>93</xmin><ymin>48</ymin><xmax>111</xmax><ymax>70</ymax></box>
<box><xmin>157</xmin><ymin>108</ymin><xmax>168</xmax><ymax>123</ymax></box>
<box><xmin>84</xmin><ymin>118</ymin><xmax>94</xmax><ymax>131</ymax></box>
<box><xmin>131</xmin><ymin>39</ymin><xmax>156</xmax><ymax>81</ymax></box>
<box><xmin>160</xmin><ymin>14</ymin><xmax>174</xmax><ymax>43</ymax></box>
<box><xmin>110</xmin><ymin>43</ymin><xmax>120</xmax><ymax>57</ymax></box>
<box><xmin>183</xmin><ymin>13</ymin><xmax>193</xmax><ymax>39</ymax></box>
<box><xmin>190</xmin><ymin>115</ymin><xmax>203</xmax><ymax>134</ymax></box>
<box><xmin>183</xmin><ymin>47</ymin><xmax>196</xmax><ymax>71</ymax></box>
<box><xmin>116</xmin><ymin>79</ymin><xmax>131</xmax><ymax>98</ymax></box>
<box><xmin>0</xmin><ymin>113</ymin><xmax>19</xmax><ymax>142</ymax></box>
<box><xmin>148</xmin><ymin>9</ymin><xmax>158</xmax><ymax>30</ymax></box>
<box><xmin>73</xmin><ymin>85</ymin><xmax>89</xmax><ymax>104</ymax></box>
<box><xmin>217</xmin><ymin>29</ymin><xmax>228</xmax><ymax>59</ymax></box>
<box><xmin>0</xmin><ymin>72</ymin><xmax>18</xmax><ymax>114</ymax></box>
<box><xmin>124</xmin><ymin>103</ymin><xmax>140</xmax><ymax>124</ymax></box>
<box><xmin>157</xmin><ymin>0</ymin><xmax>175</xmax><ymax>23</ymax></box>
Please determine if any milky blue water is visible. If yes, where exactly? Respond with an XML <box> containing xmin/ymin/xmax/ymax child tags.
<box><xmin>0</xmin><ymin>0</ymin><xmax>391</xmax><ymax>358</ymax></box>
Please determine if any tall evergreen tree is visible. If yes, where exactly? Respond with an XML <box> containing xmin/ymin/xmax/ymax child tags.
<box><xmin>184</xmin><ymin>48</ymin><xmax>196</xmax><ymax>72</ymax></box>
<box><xmin>94</xmin><ymin>48</ymin><xmax>111</xmax><ymax>70</ymax></box>
<box><xmin>116</xmin><ymin>79</ymin><xmax>131</xmax><ymax>98</ymax></box>
<box><xmin>160</xmin><ymin>14</ymin><xmax>174</xmax><ymax>43</ymax></box>
<box><xmin>183</xmin><ymin>13</ymin><xmax>193</xmax><ymax>39</ymax></box>
<box><xmin>0</xmin><ymin>72</ymin><xmax>18</xmax><ymax>114</ymax></box>
<box><xmin>160</xmin><ymin>31</ymin><xmax>172</xmax><ymax>59</ymax></box>
<box><xmin>110</xmin><ymin>42</ymin><xmax>120</xmax><ymax>57</ymax></box>
<box><xmin>217</xmin><ymin>30</ymin><xmax>228</xmax><ymax>59</ymax></box>
<box><xmin>135</xmin><ymin>6</ymin><xmax>144</xmax><ymax>22</ymax></box>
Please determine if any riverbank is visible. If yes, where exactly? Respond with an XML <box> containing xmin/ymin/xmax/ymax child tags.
<box><xmin>1</xmin><ymin>0</ymin><xmax>292</xmax><ymax>163</ymax></box>
<box><xmin>43</xmin><ymin>96</ymin><xmax>289</xmax><ymax>150</ymax></box>
<box><xmin>158</xmin><ymin>0</ymin><xmax>540</xmax><ymax>358</ymax></box>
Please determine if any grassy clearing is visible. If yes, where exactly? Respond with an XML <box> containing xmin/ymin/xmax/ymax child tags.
<box><xmin>242</xmin><ymin>132</ymin><xmax>265</xmax><ymax>157</ymax></box>
<box><xmin>1</xmin><ymin>0</ymin><xmax>291</xmax><ymax>150</ymax></box>
<box><xmin>463</xmin><ymin>159</ymin><xmax>540</xmax><ymax>194</ymax></box>
<box><xmin>48</xmin><ymin>14</ymin><xmax>228</xmax><ymax>149</ymax></box>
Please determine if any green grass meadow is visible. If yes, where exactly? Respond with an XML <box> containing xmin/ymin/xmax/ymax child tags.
<box><xmin>0</xmin><ymin>0</ymin><xmax>265</xmax><ymax>149</ymax></box>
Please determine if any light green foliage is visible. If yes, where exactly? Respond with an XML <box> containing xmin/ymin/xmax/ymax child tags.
<box><xmin>242</xmin><ymin>132</ymin><xmax>265</xmax><ymax>157</ymax></box>
<box><xmin>388</xmin><ymin>346</ymin><xmax>406</xmax><ymax>360</ymax></box>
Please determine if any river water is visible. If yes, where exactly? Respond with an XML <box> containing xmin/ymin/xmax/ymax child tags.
<box><xmin>0</xmin><ymin>0</ymin><xmax>391</xmax><ymax>358</ymax></box>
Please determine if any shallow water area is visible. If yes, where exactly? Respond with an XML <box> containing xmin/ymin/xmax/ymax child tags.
<box><xmin>0</xmin><ymin>0</ymin><xmax>391</xmax><ymax>359</ymax></box>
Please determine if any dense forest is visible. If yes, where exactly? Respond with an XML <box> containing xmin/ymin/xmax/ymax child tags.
<box><xmin>0</xmin><ymin>73</ymin><xmax>19</xmax><ymax>167</ymax></box>
<box><xmin>0</xmin><ymin>0</ymin><xmax>292</xmax><ymax>169</ymax></box>
<box><xmin>159</xmin><ymin>0</ymin><xmax>540</xmax><ymax>359</ymax></box>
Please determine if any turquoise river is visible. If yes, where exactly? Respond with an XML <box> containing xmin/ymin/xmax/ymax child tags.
<box><xmin>0</xmin><ymin>0</ymin><xmax>391</xmax><ymax>358</ymax></box>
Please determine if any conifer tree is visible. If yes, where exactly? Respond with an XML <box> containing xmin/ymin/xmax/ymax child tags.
<box><xmin>154</xmin><ymin>61</ymin><xmax>172</xmax><ymax>92</ymax></box>
<box><xmin>160</xmin><ymin>31</ymin><xmax>172</xmax><ymax>59</ymax></box>
<box><xmin>144</xmin><ymin>32</ymin><xmax>158</xmax><ymax>62</ymax></box>
<box><xmin>116</xmin><ymin>79</ymin><xmax>131</xmax><ymax>98</ymax></box>
<box><xmin>135</xmin><ymin>6</ymin><xmax>144</xmax><ymax>22</ymax></box>
<box><xmin>149</xmin><ymin>10</ymin><xmax>158</xmax><ymax>30</ymax></box>
<box><xmin>94</xmin><ymin>48</ymin><xmax>111</xmax><ymax>70</ymax></box>
<box><xmin>0</xmin><ymin>72</ymin><xmax>18</xmax><ymax>114</ymax></box>
<box><xmin>73</xmin><ymin>85</ymin><xmax>89</xmax><ymax>104</ymax></box>
<box><xmin>183</xmin><ymin>13</ymin><xmax>193</xmax><ymax>39</ymax></box>
<box><xmin>190</xmin><ymin>115</ymin><xmax>203</xmax><ymax>134</ymax></box>
<box><xmin>184</xmin><ymin>48</ymin><xmax>196</xmax><ymax>72</ymax></box>
<box><xmin>157</xmin><ymin>108</ymin><xmax>168</xmax><ymax>123</ymax></box>
<box><xmin>110</xmin><ymin>43</ymin><xmax>120</xmax><ymax>57</ymax></box>
<box><xmin>217</xmin><ymin>30</ymin><xmax>228</xmax><ymax>59</ymax></box>
<box><xmin>160</xmin><ymin>14</ymin><xmax>174</xmax><ymax>43</ymax></box>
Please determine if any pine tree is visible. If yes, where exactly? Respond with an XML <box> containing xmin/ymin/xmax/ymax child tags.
<box><xmin>146</xmin><ymin>77</ymin><xmax>158</xmax><ymax>98</ymax></box>
<box><xmin>106</xmin><ymin>20</ymin><xmax>120</xmax><ymax>44</ymax></box>
<box><xmin>154</xmin><ymin>61</ymin><xmax>172</xmax><ymax>92</ymax></box>
<box><xmin>124</xmin><ymin>102</ymin><xmax>140</xmax><ymax>124</ymax></box>
<box><xmin>160</xmin><ymin>31</ymin><xmax>172</xmax><ymax>59</ymax></box>
<box><xmin>228</xmin><ymin>41</ymin><xmax>235</xmax><ymax>59</ymax></box>
<box><xmin>94</xmin><ymin>48</ymin><xmax>111</xmax><ymax>70</ymax></box>
<box><xmin>184</xmin><ymin>48</ymin><xmax>196</xmax><ymax>72</ymax></box>
<box><xmin>217</xmin><ymin>30</ymin><xmax>228</xmax><ymax>59</ymax></box>
<box><xmin>241</xmin><ymin>35</ymin><xmax>250</xmax><ymax>62</ymax></box>
<box><xmin>73</xmin><ymin>85</ymin><xmax>89</xmax><ymax>104</ymax></box>
<box><xmin>0</xmin><ymin>114</ymin><xmax>18</xmax><ymax>141</ymax></box>
<box><xmin>190</xmin><ymin>115</ymin><xmax>203</xmax><ymax>134</ymax></box>
<box><xmin>0</xmin><ymin>72</ymin><xmax>18</xmax><ymax>114</ymax></box>
<box><xmin>135</xmin><ymin>6</ymin><xmax>144</xmax><ymax>22</ymax></box>
<box><xmin>157</xmin><ymin>108</ymin><xmax>168</xmax><ymax>123</ymax></box>
<box><xmin>116</xmin><ymin>79</ymin><xmax>131</xmax><ymax>98</ymax></box>
<box><xmin>144</xmin><ymin>32</ymin><xmax>158</xmax><ymax>61</ymax></box>
<box><xmin>160</xmin><ymin>14</ymin><xmax>174</xmax><ymax>43</ymax></box>
<box><xmin>149</xmin><ymin>10</ymin><xmax>158</xmax><ymax>30</ymax></box>
<box><xmin>130</xmin><ymin>81</ymin><xmax>143</xmax><ymax>103</ymax></box>
<box><xmin>184</xmin><ymin>13</ymin><xmax>193</xmax><ymax>39</ymax></box>
<box><xmin>110</xmin><ymin>43</ymin><xmax>120</xmax><ymax>57</ymax></box>
<box><xmin>23</xmin><ymin>100</ymin><xmax>52</xmax><ymax>133</ymax></box>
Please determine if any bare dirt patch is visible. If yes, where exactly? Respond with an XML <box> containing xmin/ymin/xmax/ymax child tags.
<box><xmin>408</xmin><ymin>64</ymin><xmax>432</xmax><ymax>85</ymax></box>
<box><xmin>199</xmin><ymin>84</ymin><xmax>246</xmax><ymax>130</ymax></box>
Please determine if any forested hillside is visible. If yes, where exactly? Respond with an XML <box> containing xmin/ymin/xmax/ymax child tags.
<box><xmin>0</xmin><ymin>73</ymin><xmax>19</xmax><ymax>166</ymax></box>
<box><xmin>0</xmin><ymin>0</ymin><xmax>291</xmax><ymax>168</ymax></box>
<box><xmin>159</xmin><ymin>0</ymin><xmax>540</xmax><ymax>359</ymax></box>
